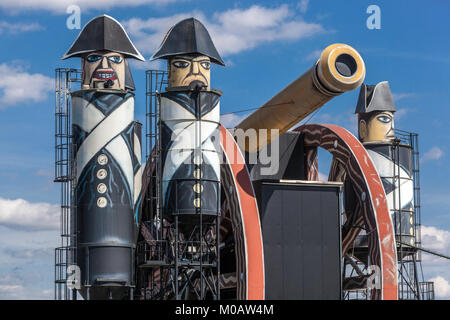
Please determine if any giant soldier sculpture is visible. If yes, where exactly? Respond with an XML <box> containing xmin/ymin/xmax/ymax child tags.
<box><xmin>151</xmin><ymin>18</ymin><xmax>224</xmax><ymax>232</ymax></box>
<box><xmin>356</xmin><ymin>81</ymin><xmax>415</xmax><ymax>246</ymax></box>
<box><xmin>62</xmin><ymin>15</ymin><xmax>144</xmax><ymax>299</ymax></box>
<box><xmin>149</xmin><ymin>17</ymin><xmax>224</xmax><ymax>299</ymax></box>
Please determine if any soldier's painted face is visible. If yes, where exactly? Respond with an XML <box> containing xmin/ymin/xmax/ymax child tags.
<box><xmin>82</xmin><ymin>51</ymin><xmax>125</xmax><ymax>90</ymax></box>
<box><xmin>359</xmin><ymin>111</ymin><xmax>395</xmax><ymax>143</ymax></box>
<box><xmin>168</xmin><ymin>55</ymin><xmax>211</xmax><ymax>90</ymax></box>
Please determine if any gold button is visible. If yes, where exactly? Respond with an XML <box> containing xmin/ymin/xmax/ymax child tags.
<box><xmin>97</xmin><ymin>197</ymin><xmax>107</xmax><ymax>208</ymax></box>
<box><xmin>97</xmin><ymin>154</ymin><xmax>108</xmax><ymax>165</ymax></box>
<box><xmin>193</xmin><ymin>198</ymin><xmax>201</xmax><ymax>207</ymax></box>
<box><xmin>193</xmin><ymin>183</ymin><xmax>203</xmax><ymax>193</ymax></box>
<box><xmin>97</xmin><ymin>169</ymin><xmax>107</xmax><ymax>180</ymax></box>
<box><xmin>97</xmin><ymin>183</ymin><xmax>107</xmax><ymax>194</ymax></box>
<box><xmin>194</xmin><ymin>169</ymin><xmax>203</xmax><ymax>179</ymax></box>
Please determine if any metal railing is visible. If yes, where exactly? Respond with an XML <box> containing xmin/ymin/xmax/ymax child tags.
<box><xmin>392</xmin><ymin>129</ymin><xmax>431</xmax><ymax>299</ymax></box>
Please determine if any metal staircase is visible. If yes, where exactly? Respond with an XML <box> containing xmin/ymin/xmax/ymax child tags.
<box><xmin>54</xmin><ymin>68</ymin><xmax>81</xmax><ymax>300</ymax></box>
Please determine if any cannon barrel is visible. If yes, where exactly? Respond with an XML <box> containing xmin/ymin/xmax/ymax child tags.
<box><xmin>235</xmin><ymin>43</ymin><xmax>366</xmax><ymax>152</ymax></box>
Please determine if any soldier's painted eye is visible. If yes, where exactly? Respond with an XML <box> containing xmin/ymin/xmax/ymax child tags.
<box><xmin>200</xmin><ymin>61</ymin><xmax>210</xmax><ymax>70</ymax></box>
<box><xmin>172</xmin><ymin>60</ymin><xmax>190</xmax><ymax>68</ymax></box>
<box><xmin>377</xmin><ymin>115</ymin><xmax>391</xmax><ymax>123</ymax></box>
<box><xmin>86</xmin><ymin>55</ymin><xmax>102</xmax><ymax>63</ymax></box>
<box><xmin>108</xmin><ymin>56</ymin><xmax>123</xmax><ymax>64</ymax></box>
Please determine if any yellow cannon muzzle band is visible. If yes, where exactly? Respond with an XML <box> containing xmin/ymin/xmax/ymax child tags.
<box><xmin>316</xmin><ymin>43</ymin><xmax>366</xmax><ymax>93</ymax></box>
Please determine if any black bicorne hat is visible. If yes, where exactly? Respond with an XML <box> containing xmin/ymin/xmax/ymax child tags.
<box><xmin>355</xmin><ymin>81</ymin><xmax>396</xmax><ymax>114</ymax></box>
<box><xmin>150</xmin><ymin>18</ymin><xmax>225</xmax><ymax>66</ymax></box>
<box><xmin>62</xmin><ymin>15</ymin><xmax>145</xmax><ymax>61</ymax></box>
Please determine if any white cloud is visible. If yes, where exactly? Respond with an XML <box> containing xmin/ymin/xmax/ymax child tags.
<box><xmin>422</xmin><ymin>226</ymin><xmax>450</xmax><ymax>254</ymax></box>
<box><xmin>41</xmin><ymin>289</ymin><xmax>52</xmax><ymax>298</ymax></box>
<box><xmin>392</xmin><ymin>92</ymin><xmax>415</xmax><ymax>101</ymax></box>
<box><xmin>0</xmin><ymin>21</ymin><xmax>43</xmax><ymax>34</ymax></box>
<box><xmin>209</xmin><ymin>6</ymin><xmax>324</xmax><ymax>56</ymax></box>
<box><xmin>420</xmin><ymin>226</ymin><xmax>450</xmax><ymax>299</ymax></box>
<box><xmin>0</xmin><ymin>270</ymin><xmax>54</xmax><ymax>299</ymax></box>
<box><xmin>0</xmin><ymin>275</ymin><xmax>27</xmax><ymax>299</ymax></box>
<box><xmin>304</xmin><ymin>49</ymin><xmax>322</xmax><ymax>61</ymax></box>
<box><xmin>0</xmin><ymin>197</ymin><xmax>59</xmax><ymax>231</ymax></box>
<box><xmin>297</xmin><ymin>0</ymin><xmax>310</xmax><ymax>14</ymax></box>
<box><xmin>3</xmin><ymin>247</ymin><xmax>53</xmax><ymax>260</ymax></box>
<box><xmin>0</xmin><ymin>225</ymin><xmax>59</xmax><ymax>299</ymax></box>
<box><xmin>220</xmin><ymin>113</ymin><xmax>249</xmax><ymax>128</ymax></box>
<box><xmin>0</xmin><ymin>0</ymin><xmax>179</xmax><ymax>13</ymax></box>
<box><xmin>0</xmin><ymin>284</ymin><xmax>22</xmax><ymax>292</ymax></box>
<box><xmin>421</xmin><ymin>146</ymin><xmax>445</xmax><ymax>163</ymax></box>
<box><xmin>122</xmin><ymin>5</ymin><xmax>325</xmax><ymax>58</ymax></box>
<box><xmin>0</xmin><ymin>63</ymin><xmax>53</xmax><ymax>108</ymax></box>
<box><xmin>429</xmin><ymin>276</ymin><xmax>450</xmax><ymax>299</ymax></box>
<box><xmin>0</xmin><ymin>284</ymin><xmax>23</xmax><ymax>298</ymax></box>
<box><xmin>129</xmin><ymin>59</ymin><xmax>164</xmax><ymax>71</ymax></box>
<box><xmin>395</xmin><ymin>108</ymin><xmax>409</xmax><ymax>120</ymax></box>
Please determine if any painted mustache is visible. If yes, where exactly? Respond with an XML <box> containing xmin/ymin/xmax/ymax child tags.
<box><xmin>93</xmin><ymin>70</ymin><xmax>117</xmax><ymax>81</ymax></box>
<box><xmin>182</xmin><ymin>75</ymin><xmax>208</xmax><ymax>86</ymax></box>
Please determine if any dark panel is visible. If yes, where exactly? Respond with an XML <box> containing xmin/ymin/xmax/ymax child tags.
<box><xmin>249</xmin><ymin>132</ymin><xmax>305</xmax><ymax>181</ymax></box>
<box><xmin>88</xmin><ymin>246</ymin><xmax>133</xmax><ymax>283</ymax></box>
<box><xmin>257</xmin><ymin>181</ymin><xmax>342</xmax><ymax>300</ymax></box>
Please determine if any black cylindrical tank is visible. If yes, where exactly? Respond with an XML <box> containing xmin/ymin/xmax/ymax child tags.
<box><xmin>364</xmin><ymin>142</ymin><xmax>415</xmax><ymax>247</ymax></box>
<box><xmin>72</xmin><ymin>89</ymin><xmax>140</xmax><ymax>299</ymax></box>
<box><xmin>160</xmin><ymin>89</ymin><xmax>221</xmax><ymax>234</ymax></box>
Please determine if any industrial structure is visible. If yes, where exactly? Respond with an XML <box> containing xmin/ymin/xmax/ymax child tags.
<box><xmin>54</xmin><ymin>15</ymin><xmax>447</xmax><ymax>300</ymax></box>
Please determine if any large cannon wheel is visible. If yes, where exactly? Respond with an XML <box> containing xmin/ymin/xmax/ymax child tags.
<box><xmin>294</xmin><ymin>123</ymin><xmax>398</xmax><ymax>300</ymax></box>
<box><xmin>135</xmin><ymin>125</ymin><xmax>265</xmax><ymax>300</ymax></box>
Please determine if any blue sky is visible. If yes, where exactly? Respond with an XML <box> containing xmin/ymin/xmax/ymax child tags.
<box><xmin>0</xmin><ymin>0</ymin><xmax>449</xmax><ymax>299</ymax></box>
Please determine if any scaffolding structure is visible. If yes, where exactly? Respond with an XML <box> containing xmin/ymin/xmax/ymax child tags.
<box><xmin>393</xmin><ymin>129</ymin><xmax>434</xmax><ymax>300</ymax></box>
<box><xmin>344</xmin><ymin>129</ymin><xmax>434</xmax><ymax>300</ymax></box>
<box><xmin>54</xmin><ymin>68</ymin><xmax>81</xmax><ymax>300</ymax></box>
<box><xmin>136</xmin><ymin>70</ymin><xmax>168</xmax><ymax>300</ymax></box>
<box><xmin>136</xmin><ymin>70</ymin><xmax>221</xmax><ymax>300</ymax></box>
